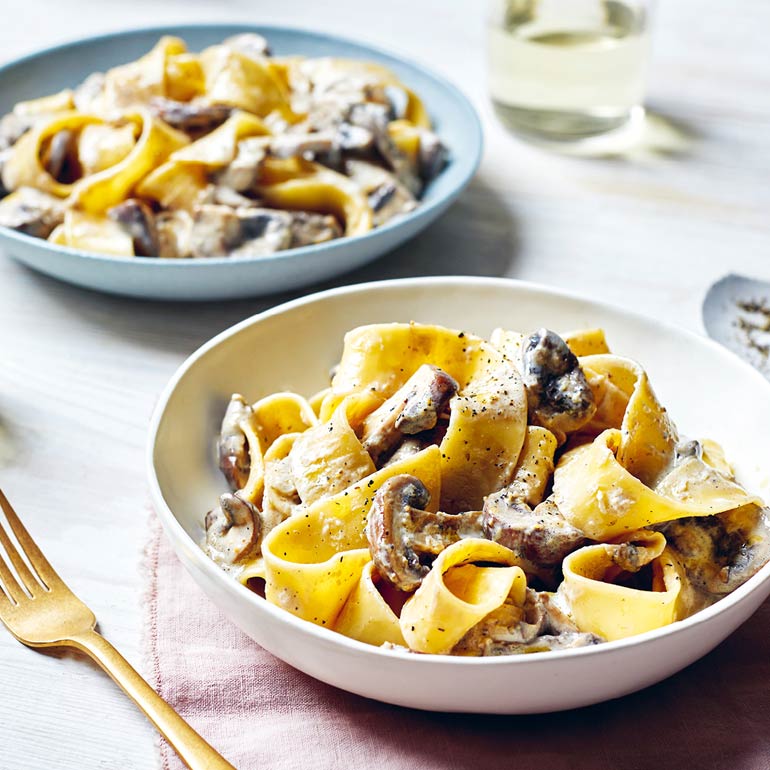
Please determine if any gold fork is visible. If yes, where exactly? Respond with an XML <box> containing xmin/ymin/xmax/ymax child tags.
<box><xmin>0</xmin><ymin>489</ymin><xmax>235</xmax><ymax>770</ymax></box>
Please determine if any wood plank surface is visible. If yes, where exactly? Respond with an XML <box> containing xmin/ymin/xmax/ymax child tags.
<box><xmin>0</xmin><ymin>1</ymin><xmax>768</xmax><ymax>768</ymax></box>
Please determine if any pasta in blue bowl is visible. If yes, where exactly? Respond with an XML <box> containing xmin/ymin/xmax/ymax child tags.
<box><xmin>0</xmin><ymin>26</ymin><xmax>481</xmax><ymax>299</ymax></box>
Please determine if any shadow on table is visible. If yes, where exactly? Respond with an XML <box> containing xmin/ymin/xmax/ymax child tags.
<box><xmin>525</xmin><ymin>107</ymin><xmax>699</xmax><ymax>162</ymax></box>
<box><xmin>12</xmin><ymin>177</ymin><xmax>516</xmax><ymax>356</ymax></box>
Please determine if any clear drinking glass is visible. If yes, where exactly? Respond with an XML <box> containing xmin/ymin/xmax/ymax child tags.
<box><xmin>487</xmin><ymin>0</ymin><xmax>652</xmax><ymax>142</ymax></box>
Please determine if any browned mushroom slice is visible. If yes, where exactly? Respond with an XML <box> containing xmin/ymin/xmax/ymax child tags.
<box><xmin>417</xmin><ymin>128</ymin><xmax>448</xmax><ymax>182</ymax></box>
<box><xmin>663</xmin><ymin>504</ymin><xmax>770</xmax><ymax>597</ymax></box>
<box><xmin>336</xmin><ymin>122</ymin><xmax>375</xmax><ymax>152</ymax></box>
<box><xmin>209</xmin><ymin>185</ymin><xmax>260</xmax><ymax>209</ymax></box>
<box><xmin>189</xmin><ymin>205</ymin><xmax>241</xmax><ymax>257</ymax></box>
<box><xmin>150</xmin><ymin>97</ymin><xmax>233</xmax><ymax>133</ymax></box>
<box><xmin>360</xmin><ymin>364</ymin><xmax>458</xmax><ymax>465</ymax></box>
<box><xmin>347</xmin><ymin>103</ymin><xmax>422</xmax><ymax>195</ymax></box>
<box><xmin>381</xmin><ymin>436</ymin><xmax>432</xmax><ymax>468</ymax></box>
<box><xmin>155</xmin><ymin>210</ymin><xmax>193</xmax><ymax>258</ymax></box>
<box><xmin>366</xmin><ymin>474</ymin><xmax>484</xmax><ymax>592</ymax></box>
<box><xmin>383</xmin><ymin>85</ymin><xmax>409</xmax><ymax>120</ymax></box>
<box><xmin>269</xmin><ymin>131</ymin><xmax>337</xmax><ymax>160</ymax></box>
<box><xmin>189</xmin><ymin>204</ymin><xmax>292</xmax><ymax>257</ymax></box>
<box><xmin>453</xmin><ymin>589</ymin><xmax>602</xmax><ymax>656</ymax></box>
<box><xmin>222</xmin><ymin>32</ymin><xmax>272</xmax><ymax>59</ymax></box>
<box><xmin>217</xmin><ymin>394</ymin><xmax>252</xmax><ymax>490</ymax></box>
<box><xmin>0</xmin><ymin>112</ymin><xmax>30</xmax><ymax>152</ymax></box>
<box><xmin>205</xmin><ymin>492</ymin><xmax>262</xmax><ymax>566</ymax></box>
<box><xmin>521</xmin><ymin>328</ymin><xmax>597</xmax><ymax>443</ymax></box>
<box><xmin>482</xmin><ymin>496</ymin><xmax>586</xmax><ymax>586</ymax></box>
<box><xmin>231</xmin><ymin>208</ymin><xmax>293</xmax><ymax>256</ymax></box>
<box><xmin>288</xmin><ymin>211</ymin><xmax>342</xmax><ymax>247</ymax></box>
<box><xmin>40</xmin><ymin>129</ymin><xmax>79</xmax><ymax>183</ymax></box>
<box><xmin>0</xmin><ymin>187</ymin><xmax>65</xmax><ymax>238</ymax></box>
<box><xmin>216</xmin><ymin>137</ymin><xmax>270</xmax><ymax>192</ymax></box>
<box><xmin>345</xmin><ymin>159</ymin><xmax>417</xmax><ymax>227</ymax></box>
<box><xmin>107</xmin><ymin>198</ymin><xmax>159</xmax><ymax>256</ymax></box>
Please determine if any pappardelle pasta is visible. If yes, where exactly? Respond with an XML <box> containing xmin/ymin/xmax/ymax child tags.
<box><xmin>0</xmin><ymin>35</ymin><xmax>446</xmax><ymax>258</ymax></box>
<box><xmin>203</xmin><ymin>322</ymin><xmax>770</xmax><ymax>655</ymax></box>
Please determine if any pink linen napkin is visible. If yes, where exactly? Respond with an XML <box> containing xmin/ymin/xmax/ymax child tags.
<box><xmin>143</xmin><ymin>512</ymin><xmax>770</xmax><ymax>770</ymax></box>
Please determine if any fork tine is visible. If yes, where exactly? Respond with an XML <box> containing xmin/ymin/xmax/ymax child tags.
<box><xmin>0</xmin><ymin>519</ymin><xmax>43</xmax><ymax>596</ymax></box>
<box><xmin>0</xmin><ymin>550</ymin><xmax>25</xmax><ymax>605</ymax></box>
<box><xmin>0</xmin><ymin>489</ymin><xmax>61</xmax><ymax>590</ymax></box>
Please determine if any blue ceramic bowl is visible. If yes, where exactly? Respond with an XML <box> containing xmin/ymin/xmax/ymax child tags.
<box><xmin>0</xmin><ymin>24</ymin><xmax>483</xmax><ymax>300</ymax></box>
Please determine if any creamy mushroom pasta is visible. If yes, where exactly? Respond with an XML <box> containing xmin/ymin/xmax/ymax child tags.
<box><xmin>203</xmin><ymin>323</ymin><xmax>770</xmax><ymax>655</ymax></box>
<box><xmin>0</xmin><ymin>35</ymin><xmax>446</xmax><ymax>258</ymax></box>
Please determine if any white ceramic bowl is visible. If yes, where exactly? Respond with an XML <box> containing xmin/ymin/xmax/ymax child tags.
<box><xmin>148</xmin><ymin>277</ymin><xmax>770</xmax><ymax>713</ymax></box>
<box><xmin>0</xmin><ymin>25</ymin><xmax>482</xmax><ymax>300</ymax></box>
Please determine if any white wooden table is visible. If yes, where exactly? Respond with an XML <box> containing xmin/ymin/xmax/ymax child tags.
<box><xmin>1</xmin><ymin>1</ymin><xmax>768</xmax><ymax>767</ymax></box>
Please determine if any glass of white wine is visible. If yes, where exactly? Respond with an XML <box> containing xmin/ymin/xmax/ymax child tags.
<box><xmin>487</xmin><ymin>0</ymin><xmax>652</xmax><ymax>142</ymax></box>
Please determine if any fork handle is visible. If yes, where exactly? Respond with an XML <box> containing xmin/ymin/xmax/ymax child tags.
<box><xmin>69</xmin><ymin>630</ymin><xmax>236</xmax><ymax>770</ymax></box>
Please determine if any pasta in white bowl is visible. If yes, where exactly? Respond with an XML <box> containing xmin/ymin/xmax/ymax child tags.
<box><xmin>148</xmin><ymin>277</ymin><xmax>770</xmax><ymax>712</ymax></box>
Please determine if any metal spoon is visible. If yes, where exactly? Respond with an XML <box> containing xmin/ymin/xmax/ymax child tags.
<box><xmin>703</xmin><ymin>274</ymin><xmax>770</xmax><ymax>380</ymax></box>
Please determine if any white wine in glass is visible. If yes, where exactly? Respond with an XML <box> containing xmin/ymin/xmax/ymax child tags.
<box><xmin>487</xmin><ymin>0</ymin><xmax>652</xmax><ymax>141</ymax></box>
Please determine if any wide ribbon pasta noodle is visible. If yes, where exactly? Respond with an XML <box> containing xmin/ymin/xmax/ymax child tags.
<box><xmin>256</xmin><ymin>158</ymin><xmax>372</xmax><ymax>237</ymax></box>
<box><xmin>332</xmin><ymin>323</ymin><xmax>528</xmax><ymax>512</ymax></box>
<box><xmin>71</xmin><ymin>111</ymin><xmax>188</xmax><ymax>214</ymax></box>
<box><xmin>237</xmin><ymin>392</ymin><xmax>318</xmax><ymax>506</ymax></box>
<box><xmin>554</xmin><ymin>428</ymin><xmax>760</xmax><ymax>539</ymax></box>
<box><xmin>2</xmin><ymin>112</ymin><xmax>102</xmax><ymax>196</ymax></box>
<box><xmin>262</xmin><ymin>445</ymin><xmax>442</xmax><ymax>627</ymax></box>
<box><xmin>557</xmin><ymin>530</ymin><xmax>685</xmax><ymax>641</ymax></box>
<box><xmin>335</xmin><ymin>562</ymin><xmax>407</xmax><ymax>647</ymax></box>
<box><xmin>400</xmin><ymin>539</ymin><xmax>526</xmax><ymax>654</ymax></box>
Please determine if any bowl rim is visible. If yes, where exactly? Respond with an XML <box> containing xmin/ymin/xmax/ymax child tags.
<box><xmin>147</xmin><ymin>274</ymin><xmax>770</xmax><ymax>667</ymax></box>
<box><xmin>0</xmin><ymin>22</ymin><xmax>483</xmax><ymax>268</ymax></box>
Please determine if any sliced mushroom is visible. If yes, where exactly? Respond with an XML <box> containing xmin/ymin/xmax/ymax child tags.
<box><xmin>383</xmin><ymin>85</ymin><xmax>409</xmax><ymax>120</ymax></box>
<box><xmin>189</xmin><ymin>204</ymin><xmax>292</xmax><ymax>257</ymax></box>
<box><xmin>222</xmin><ymin>33</ymin><xmax>272</xmax><ymax>59</ymax></box>
<box><xmin>150</xmin><ymin>97</ymin><xmax>233</xmax><ymax>133</ymax></box>
<box><xmin>482</xmin><ymin>496</ymin><xmax>586</xmax><ymax>586</ymax></box>
<box><xmin>215</xmin><ymin>137</ymin><xmax>270</xmax><ymax>192</ymax></box>
<box><xmin>205</xmin><ymin>492</ymin><xmax>262</xmax><ymax>566</ymax></box>
<box><xmin>217</xmin><ymin>394</ymin><xmax>252</xmax><ymax>490</ymax></box>
<box><xmin>381</xmin><ymin>436</ymin><xmax>433</xmax><ymax>468</ymax></box>
<box><xmin>417</xmin><ymin>127</ymin><xmax>448</xmax><ymax>182</ymax></box>
<box><xmin>366</xmin><ymin>474</ymin><xmax>483</xmax><ymax>592</ymax></box>
<box><xmin>0</xmin><ymin>112</ymin><xmax>30</xmax><ymax>151</ymax></box>
<box><xmin>155</xmin><ymin>209</ymin><xmax>193</xmax><ymax>258</ymax></box>
<box><xmin>521</xmin><ymin>328</ymin><xmax>597</xmax><ymax>443</ymax></box>
<box><xmin>208</xmin><ymin>185</ymin><xmax>260</xmax><ymax>209</ymax></box>
<box><xmin>269</xmin><ymin>130</ymin><xmax>337</xmax><ymax>160</ymax></box>
<box><xmin>360</xmin><ymin>364</ymin><xmax>458</xmax><ymax>465</ymax></box>
<box><xmin>288</xmin><ymin>210</ymin><xmax>342</xmax><ymax>247</ymax></box>
<box><xmin>107</xmin><ymin>198</ymin><xmax>159</xmax><ymax>256</ymax></box>
<box><xmin>347</xmin><ymin>102</ymin><xmax>422</xmax><ymax>195</ymax></box>
<box><xmin>41</xmin><ymin>129</ymin><xmax>78</xmax><ymax>182</ymax></box>
<box><xmin>345</xmin><ymin>159</ymin><xmax>417</xmax><ymax>227</ymax></box>
<box><xmin>663</xmin><ymin>504</ymin><xmax>770</xmax><ymax>597</ymax></box>
<box><xmin>453</xmin><ymin>588</ymin><xmax>602</xmax><ymax>656</ymax></box>
<box><xmin>261</xmin><ymin>453</ymin><xmax>302</xmax><ymax>535</ymax></box>
<box><xmin>0</xmin><ymin>187</ymin><xmax>65</xmax><ymax>238</ymax></box>
<box><xmin>674</xmin><ymin>438</ymin><xmax>702</xmax><ymax>463</ymax></box>
<box><xmin>336</xmin><ymin>122</ymin><xmax>375</xmax><ymax>152</ymax></box>
<box><xmin>231</xmin><ymin>208</ymin><xmax>293</xmax><ymax>256</ymax></box>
